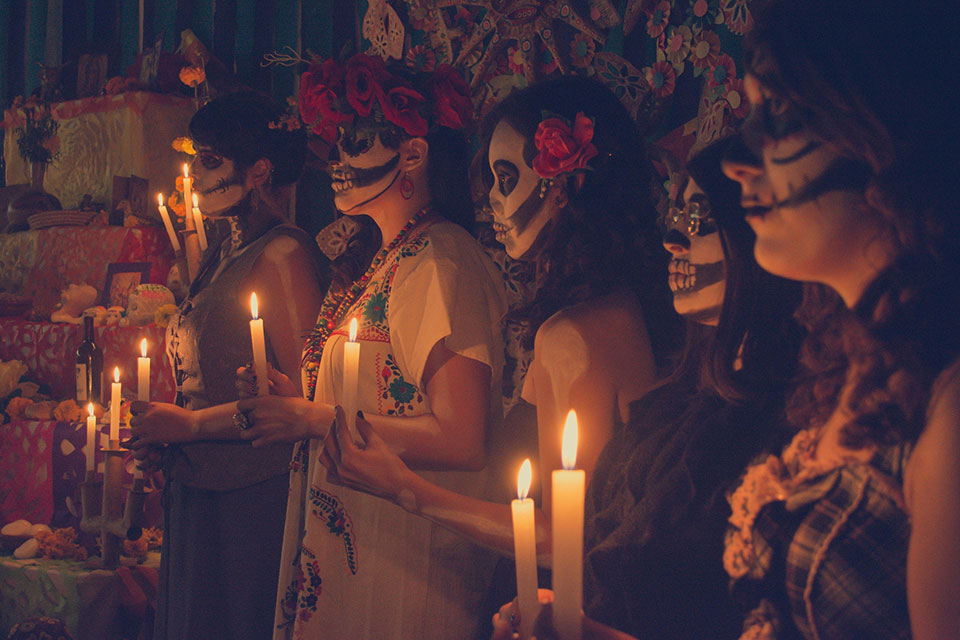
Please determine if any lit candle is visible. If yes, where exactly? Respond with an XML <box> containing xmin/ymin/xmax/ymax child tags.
<box><xmin>342</xmin><ymin>317</ymin><xmax>361</xmax><ymax>443</ymax></box>
<box><xmin>181</xmin><ymin>164</ymin><xmax>192</xmax><ymax>228</ymax></box>
<box><xmin>191</xmin><ymin>192</ymin><xmax>208</xmax><ymax>252</ymax></box>
<box><xmin>85</xmin><ymin>403</ymin><xmax>96</xmax><ymax>474</ymax></box>
<box><xmin>137</xmin><ymin>338</ymin><xmax>150</xmax><ymax>402</ymax></box>
<box><xmin>552</xmin><ymin>410</ymin><xmax>584</xmax><ymax>640</ymax></box>
<box><xmin>110</xmin><ymin>367</ymin><xmax>121</xmax><ymax>444</ymax></box>
<box><xmin>249</xmin><ymin>293</ymin><xmax>269</xmax><ymax>397</ymax></box>
<box><xmin>512</xmin><ymin>458</ymin><xmax>539</xmax><ymax>640</ymax></box>
<box><xmin>156</xmin><ymin>193</ymin><xmax>181</xmax><ymax>252</ymax></box>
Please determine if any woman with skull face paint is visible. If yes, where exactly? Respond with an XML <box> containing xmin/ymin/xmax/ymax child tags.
<box><xmin>318</xmin><ymin>75</ymin><xmax>682</xmax><ymax>626</ymax></box>
<box><xmin>720</xmin><ymin>1</ymin><xmax>960</xmax><ymax>638</ymax></box>
<box><xmin>488</xmin><ymin>137</ymin><xmax>804</xmax><ymax>640</ymax></box>
<box><xmin>219</xmin><ymin>57</ymin><xmax>508</xmax><ymax>639</ymax></box>
<box><xmin>126</xmin><ymin>91</ymin><xmax>326</xmax><ymax>640</ymax></box>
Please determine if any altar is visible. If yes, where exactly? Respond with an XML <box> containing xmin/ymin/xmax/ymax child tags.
<box><xmin>2</xmin><ymin>92</ymin><xmax>194</xmax><ymax>209</ymax></box>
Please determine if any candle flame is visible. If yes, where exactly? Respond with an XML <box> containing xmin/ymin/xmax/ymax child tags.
<box><xmin>183</xmin><ymin>163</ymin><xmax>189</xmax><ymax>178</ymax></box>
<box><xmin>192</xmin><ymin>193</ymin><xmax>199</xmax><ymax>208</ymax></box>
<box><xmin>157</xmin><ymin>192</ymin><xmax>164</xmax><ymax>206</ymax></box>
<box><xmin>87</xmin><ymin>403</ymin><xmax>94</xmax><ymax>417</ymax></box>
<box><xmin>140</xmin><ymin>338</ymin><xmax>148</xmax><ymax>358</ymax></box>
<box><xmin>113</xmin><ymin>366</ymin><xmax>120</xmax><ymax>383</ymax></box>
<box><xmin>517</xmin><ymin>458</ymin><xmax>532</xmax><ymax>500</ymax></box>
<box><xmin>349</xmin><ymin>317</ymin><xmax>358</xmax><ymax>342</ymax></box>
<box><xmin>561</xmin><ymin>409</ymin><xmax>578</xmax><ymax>470</ymax></box>
<box><xmin>250</xmin><ymin>292</ymin><xmax>259</xmax><ymax>319</ymax></box>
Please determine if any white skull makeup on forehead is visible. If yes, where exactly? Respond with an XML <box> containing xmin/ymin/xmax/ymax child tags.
<box><xmin>487</xmin><ymin>120</ymin><xmax>559</xmax><ymax>260</ymax></box>
<box><xmin>329</xmin><ymin>130</ymin><xmax>402</xmax><ymax>214</ymax></box>
<box><xmin>661</xmin><ymin>178</ymin><xmax>726</xmax><ymax>325</ymax></box>
<box><xmin>191</xmin><ymin>146</ymin><xmax>246</xmax><ymax>216</ymax></box>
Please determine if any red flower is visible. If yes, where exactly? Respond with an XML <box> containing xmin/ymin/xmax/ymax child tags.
<box><xmin>344</xmin><ymin>54</ymin><xmax>387</xmax><ymax>117</ymax></box>
<box><xmin>430</xmin><ymin>65</ymin><xmax>474</xmax><ymax>130</ymax></box>
<box><xmin>532</xmin><ymin>112</ymin><xmax>599</xmax><ymax>179</ymax></box>
<box><xmin>299</xmin><ymin>60</ymin><xmax>352</xmax><ymax>143</ymax></box>
<box><xmin>708</xmin><ymin>53</ymin><xmax>737</xmax><ymax>89</ymax></box>
<box><xmin>646</xmin><ymin>1</ymin><xmax>671</xmax><ymax>38</ymax></box>
<box><xmin>380</xmin><ymin>84</ymin><xmax>428</xmax><ymax>137</ymax></box>
<box><xmin>645</xmin><ymin>60</ymin><xmax>677</xmax><ymax>98</ymax></box>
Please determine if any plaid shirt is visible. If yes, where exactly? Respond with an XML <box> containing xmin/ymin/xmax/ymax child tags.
<box><xmin>740</xmin><ymin>444</ymin><xmax>912</xmax><ymax>640</ymax></box>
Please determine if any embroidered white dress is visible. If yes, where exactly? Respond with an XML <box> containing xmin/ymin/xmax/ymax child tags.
<box><xmin>274</xmin><ymin>221</ymin><xmax>508</xmax><ymax>639</ymax></box>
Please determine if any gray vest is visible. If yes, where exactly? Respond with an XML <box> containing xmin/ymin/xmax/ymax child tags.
<box><xmin>165</xmin><ymin>222</ymin><xmax>326</xmax><ymax>490</ymax></box>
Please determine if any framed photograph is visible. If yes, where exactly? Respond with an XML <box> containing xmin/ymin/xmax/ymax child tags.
<box><xmin>77</xmin><ymin>54</ymin><xmax>107</xmax><ymax>98</ymax></box>
<box><xmin>102</xmin><ymin>262</ymin><xmax>151</xmax><ymax>308</ymax></box>
<box><xmin>112</xmin><ymin>174</ymin><xmax>149</xmax><ymax>224</ymax></box>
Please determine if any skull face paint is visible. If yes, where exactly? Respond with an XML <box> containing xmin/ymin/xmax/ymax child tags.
<box><xmin>487</xmin><ymin>120</ymin><xmax>560</xmax><ymax>260</ymax></box>
<box><xmin>661</xmin><ymin>178</ymin><xmax>725</xmax><ymax>325</ymax></box>
<box><xmin>328</xmin><ymin>131</ymin><xmax>402</xmax><ymax>214</ymax></box>
<box><xmin>190</xmin><ymin>146</ymin><xmax>246</xmax><ymax>216</ymax></box>
<box><xmin>723</xmin><ymin>71</ymin><xmax>880</xmax><ymax>285</ymax></box>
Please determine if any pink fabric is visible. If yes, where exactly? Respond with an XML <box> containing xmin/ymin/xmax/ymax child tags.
<box><xmin>0</xmin><ymin>319</ymin><xmax>175</xmax><ymax>401</ymax></box>
<box><xmin>0</xmin><ymin>419</ymin><xmax>55</xmax><ymax>524</ymax></box>
<box><xmin>1</xmin><ymin>91</ymin><xmax>190</xmax><ymax>128</ymax></box>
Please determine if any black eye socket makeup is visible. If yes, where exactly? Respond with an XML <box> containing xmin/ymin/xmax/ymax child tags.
<box><xmin>339</xmin><ymin>131</ymin><xmax>374</xmax><ymax>157</ymax></box>
<box><xmin>197</xmin><ymin>151</ymin><xmax>224</xmax><ymax>170</ymax></box>
<box><xmin>493</xmin><ymin>160</ymin><xmax>519</xmax><ymax>197</ymax></box>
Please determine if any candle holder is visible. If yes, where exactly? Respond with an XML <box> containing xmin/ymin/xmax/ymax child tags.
<box><xmin>79</xmin><ymin>443</ymin><xmax>147</xmax><ymax>568</ymax></box>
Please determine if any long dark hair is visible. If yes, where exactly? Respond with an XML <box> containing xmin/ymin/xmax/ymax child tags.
<box><xmin>189</xmin><ymin>90</ymin><xmax>306</xmax><ymax>188</ymax></box>
<box><xmin>583</xmin><ymin>139</ymin><xmax>803</xmax><ymax>638</ymax></box>
<box><xmin>479</xmin><ymin>76</ymin><xmax>679</xmax><ymax>369</ymax></box>
<box><xmin>747</xmin><ymin>0</ymin><xmax>960</xmax><ymax>446</ymax></box>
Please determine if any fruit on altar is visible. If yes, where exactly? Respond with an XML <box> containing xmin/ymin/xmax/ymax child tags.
<box><xmin>1</xmin><ymin>520</ymin><xmax>32</xmax><ymax>536</ymax></box>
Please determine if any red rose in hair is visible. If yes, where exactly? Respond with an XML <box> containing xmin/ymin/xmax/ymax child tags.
<box><xmin>532</xmin><ymin>112</ymin><xmax>599</xmax><ymax>179</ymax></box>
<box><xmin>430</xmin><ymin>64</ymin><xmax>474</xmax><ymax>130</ymax></box>
<box><xmin>380</xmin><ymin>84</ymin><xmax>429</xmax><ymax>137</ymax></box>
<box><xmin>344</xmin><ymin>54</ymin><xmax>387</xmax><ymax>117</ymax></box>
<box><xmin>299</xmin><ymin>60</ymin><xmax>352</xmax><ymax>143</ymax></box>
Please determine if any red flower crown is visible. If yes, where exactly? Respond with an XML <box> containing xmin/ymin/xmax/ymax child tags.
<box><xmin>297</xmin><ymin>54</ymin><xmax>474</xmax><ymax>145</ymax></box>
<box><xmin>532</xmin><ymin>111</ymin><xmax>599</xmax><ymax>180</ymax></box>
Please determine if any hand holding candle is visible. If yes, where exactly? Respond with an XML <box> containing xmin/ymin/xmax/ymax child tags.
<box><xmin>85</xmin><ymin>403</ymin><xmax>96</xmax><ymax>474</ymax></box>
<box><xmin>156</xmin><ymin>193</ymin><xmax>181</xmax><ymax>252</ymax></box>
<box><xmin>552</xmin><ymin>410</ymin><xmax>584</xmax><ymax>640</ymax></box>
<box><xmin>191</xmin><ymin>192</ymin><xmax>208</xmax><ymax>252</ymax></box>
<box><xmin>512</xmin><ymin>458</ymin><xmax>539</xmax><ymax>640</ymax></box>
<box><xmin>342</xmin><ymin>317</ymin><xmax>362</xmax><ymax>443</ymax></box>
<box><xmin>249</xmin><ymin>293</ymin><xmax>269</xmax><ymax>397</ymax></box>
<box><xmin>110</xmin><ymin>367</ymin><xmax>121</xmax><ymax>445</ymax></box>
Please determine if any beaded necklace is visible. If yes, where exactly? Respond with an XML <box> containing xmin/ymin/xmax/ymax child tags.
<box><xmin>302</xmin><ymin>205</ymin><xmax>432</xmax><ymax>400</ymax></box>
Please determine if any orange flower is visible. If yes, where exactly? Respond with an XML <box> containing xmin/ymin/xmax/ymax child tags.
<box><xmin>5</xmin><ymin>396</ymin><xmax>33</xmax><ymax>420</ymax></box>
<box><xmin>171</xmin><ymin>137</ymin><xmax>196</xmax><ymax>155</ymax></box>
<box><xmin>175</xmin><ymin>175</ymin><xmax>185</xmax><ymax>193</ymax></box>
<box><xmin>52</xmin><ymin>399</ymin><xmax>81</xmax><ymax>422</ymax></box>
<box><xmin>179</xmin><ymin>65</ymin><xmax>206</xmax><ymax>88</ymax></box>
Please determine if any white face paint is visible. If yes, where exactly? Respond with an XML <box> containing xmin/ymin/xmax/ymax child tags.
<box><xmin>661</xmin><ymin>178</ymin><xmax>726</xmax><ymax>325</ymax></box>
<box><xmin>328</xmin><ymin>131</ymin><xmax>402</xmax><ymax>215</ymax></box>
<box><xmin>487</xmin><ymin>120</ymin><xmax>561</xmax><ymax>260</ymax></box>
<box><xmin>190</xmin><ymin>146</ymin><xmax>246</xmax><ymax>217</ymax></box>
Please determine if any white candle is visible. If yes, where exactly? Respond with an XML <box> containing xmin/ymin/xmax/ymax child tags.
<box><xmin>191</xmin><ymin>192</ymin><xmax>208</xmax><ymax>252</ymax></box>
<box><xmin>512</xmin><ymin>458</ymin><xmax>539</xmax><ymax>640</ymax></box>
<box><xmin>249</xmin><ymin>293</ymin><xmax>269</xmax><ymax>397</ymax></box>
<box><xmin>181</xmin><ymin>164</ymin><xmax>192</xmax><ymax>227</ymax></box>
<box><xmin>156</xmin><ymin>193</ymin><xmax>181</xmax><ymax>252</ymax></box>
<box><xmin>552</xmin><ymin>410</ymin><xmax>584</xmax><ymax>640</ymax></box>
<box><xmin>342</xmin><ymin>317</ymin><xmax>362</xmax><ymax>443</ymax></box>
<box><xmin>85</xmin><ymin>403</ymin><xmax>96</xmax><ymax>473</ymax></box>
<box><xmin>110</xmin><ymin>367</ymin><xmax>121</xmax><ymax>444</ymax></box>
<box><xmin>137</xmin><ymin>338</ymin><xmax>150</xmax><ymax>402</ymax></box>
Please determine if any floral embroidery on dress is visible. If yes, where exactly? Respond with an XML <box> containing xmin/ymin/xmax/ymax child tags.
<box><xmin>377</xmin><ymin>352</ymin><xmax>424</xmax><ymax>415</ymax></box>
<box><xmin>309</xmin><ymin>486</ymin><xmax>359</xmax><ymax>575</ymax></box>
<box><xmin>294</xmin><ymin>547</ymin><xmax>323</xmax><ymax>624</ymax></box>
<box><xmin>363</xmin><ymin>291</ymin><xmax>388</xmax><ymax>325</ymax></box>
<box><xmin>289</xmin><ymin>439</ymin><xmax>310</xmax><ymax>475</ymax></box>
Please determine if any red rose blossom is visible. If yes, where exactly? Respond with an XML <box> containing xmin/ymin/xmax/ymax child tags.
<box><xmin>430</xmin><ymin>64</ymin><xmax>474</xmax><ymax>130</ymax></box>
<box><xmin>299</xmin><ymin>60</ymin><xmax>352</xmax><ymax>143</ymax></box>
<box><xmin>380</xmin><ymin>84</ymin><xmax>428</xmax><ymax>137</ymax></box>
<box><xmin>344</xmin><ymin>54</ymin><xmax>387</xmax><ymax>117</ymax></box>
<box><xmin>532</xmin><ymin>112</ymin><xmax>598</xmax><ymax>179</ymax></box>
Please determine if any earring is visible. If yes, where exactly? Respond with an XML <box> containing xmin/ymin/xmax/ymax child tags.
<box><xmin>400</xmin><ymin>173</ymin><xmax>414</xmax><ymax>200</ymax></box>
<box><xmin>538</xmin><ymin>178</ymin><xmax>554</xmax><ymax>199</ymax></box>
